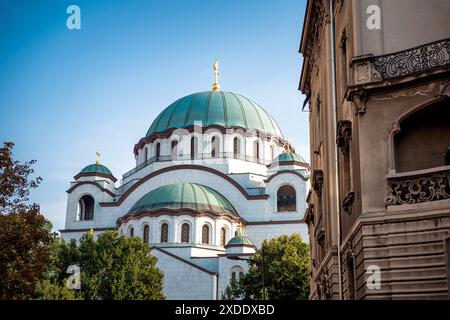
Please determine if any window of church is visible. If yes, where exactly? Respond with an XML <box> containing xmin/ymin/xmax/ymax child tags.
<box><xmin>171</xmin><ymin>140</ymin><xmax>178</xmax><ymax>159</ymax></box>
<box><xmin>143</xmin><ymin>225</ymin><xmax>149</xmax><ymax>244</ymax></box>
<box><xmin>181</xmin><ymin>223</ymin><xmax>190</xmax><ymax>243</ymax></box>
<box><xmin>211</xmin><ymin>136</ymin><xmax>219</xmax><ymax>158</ymax></box>
<box><xmin>77</xmin><ymin>195</ymin><xmax>95</xmax><ymax>221</ymax></box>
<box><xmin>155</xmin><ymin>143</ymin><xmax>161</xmax><ymax>159</ymax></box>
<box><xmin>277</xmin><ymin>185</ymin><xmax>296</xmax><ymax>212</ymax></box>
<box><xmin>220</xmin><ymin>227</ymin><xmax>227</xmax><ymax>246</ymax></box>
<box><xmin>253</xmin><ymin>140</ymin><xmax>260</xmax><ymax>160</ymax></box>
<box><xmin>161</xmin><ymin>223</ymin><xmax>168</xmax><ymax>243</ymax></box>
<box><xmin>233</xmin><ymin>137</ymin><xmax>240</xmax><ymax>159</ymax></box>
<box><xmin>231</xmin><ymin>272</ymin><xmax>236</xmax><ymax>283</ymax></box>
<box><xmin>202</xmin><ymin>224</ymin><xmax>210</xmax><ymax>244</ymax></box>
<box><xmin>129</xmin><ymin>227</ymin><xmax>134</xmax><ymax>237</ymax></box>
<box><xmin>190</xmin><ymin>137</ymin><xmax>198</xmax><ymax>160</ymax></box>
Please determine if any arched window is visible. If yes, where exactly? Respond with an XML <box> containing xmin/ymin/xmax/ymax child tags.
<box><xmin>277</xmin><ymin>185</ymin><xmax>296</xmax><ymax>212</ymax></box>
<box><xmin>253</xmin><ymin>140</ymin><xmax>260</xmax><ymax>160</ymax></box>
<box><xmin>235</xmin><ymin>230</ymin><xmax>239</xmax><ymax>237</ymax></box>
<box><xmin>231</xmin><ymin>272</ymin><xmax>236</xmax><ymax>283</ymax></box>
<box><xmin>233</xmin><ymin>137</ymin><xmax>240</xmax><ymax>159</ymax></box>
<box><xmin>394</xmin><ymin>99</ymin><xmax>450</xmax><ymax>172</ymax></box>
<box><xmin>220</xmin><ymin>227</ymin><xmax>227</xmax><ymax>246</ymax></box>
<box><xmin>202</xmin><ymin>225</ymin><xmax>210</xmax><ymax>244</ymax></box>
<box><xmin>230</xmin><ymin>266</ymin><xmax>245</xmax><ymax>284</ymax></box>
<box><xmin>239</xmin><ymin>272</ymin><xmax>244</xmax><ymax>281</ymax></box>
<box><xmin>129</xmin><ymin>227</ymin><xmax>134</xmax><ymax>237</ymax></box>
<box><xmin>171</xmin><ymin>140</ymin><xmax>178</xmax><ymax>159</ymax></box>
<box><xmin>160</xmin><ymin>223</ymin><xmax>168</xmax><ymax>243</ymax></box>
<box><xmin>77</xmin><ymin>195</ymin><xmax>95</xmax><ymax>221</ymax></box>
<box><xmin>270</xmin><ymin>145</ymin><xmax>276</xmax><ymax>160</ymax></box>
<box><xmin>155</xmin><ymin>143</ymin><xmax>161</xmax><ymax>159</ymax></box>
<box><xmin>190</xmin><ymin>137</ymin><xmax>198</xmax><ymax>160</ymax></box>
<box><xmin>143</xmin><ymin>225</ymin><xmax>149</xmax><ymax>244</ymax></box>
<box><xmin>143</xmin><ymin>147</ymin><xmax>148</xmax><ymax>163</ymax></box>
<box><xmin>181</xmin><ymin>223</ymin><xmax>190</xmax><ymax>243</ymax></box>
<box><xmin>211</xmin><ymin>136</ymin><xmax>219</xmax><ymax>158</ymax></box>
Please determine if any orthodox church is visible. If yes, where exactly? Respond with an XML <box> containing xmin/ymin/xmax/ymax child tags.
<box><xmin>60</xmin><ymin>62</ymin><xmax>310</xmax><ymax>299</ymax></box>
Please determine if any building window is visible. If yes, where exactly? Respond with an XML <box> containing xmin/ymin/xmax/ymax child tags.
<box><xmin>171</xmin><ymin>140</ymin><xmax>178</xmax><ymax>159</ymax></box>
<box><xmin>253</xmin><ymin>140</ymin><xmax>260</xmax><ymax>160</ymax></box>
<box><xmin>277</xmin><ymin>185</ymin><xmax>296</xmax><ymax>212</ymax></box>
<box><xmin>129</xmin><ymin>227</ymin><xmax>134</xmax><ymax>237</ymax></box>
<box><xmin>155</xmin><ymin>143</ymin><xmax>161</xmax><ymax>159</ymax></box>
<box><xmin>270</xmin><ymin>145</ymin><xmax>275</xmax><ymax>160</ymax></box>
<box><xmin>143</xmin><ymin>225</ymin><xmax>149</xmax><ymax>244</ymax></box>
<box><xmin>233</xmin><ymin>137</ymin><xmax>240</xmax><ymax>159</ymax></box>
<box><xmin>230</xmin><ymin>267</ymin><xmax>244</xmax><ymax>284</ymax></box>
<box><xmin>181</xmin><ymin>223</ymin><xmax>190</xmax><ymax>243</ymax></box>
<box><xmin>144</xmin><ymin>147</ymin><xmax>148</xmax><ymax>163</ymax></box>
<box><xmin>190</xmin><ymin>136</ymin><xmax>198</xmax><ymax>160</ymax></box>
<box><xmin>202</xmin><ymin>224</ymin><xmax>210</xmax><ymax>244</ymax></box>
<box><xmin>161</xmin><ymin>223</ymin><xmax>168</xmax><ymax>243</ymax></box>
<box><xmin>395</xmin><ymin>99</ymin><xmax>450</xmax><ymax>172</ymax></box>
<box><xmin>77</xmin><ymin>195</ymin><xmax>95</xmax><ymax>221</ymax></box>
<box><xmin>211</xmin><ymin>136</ymin><xmax>219</xmax><ymax>158</ymax></box>
<box><xmin>347</xmin><ymin>256</ymin><xmax>356</xmax><ymax>300</ymax></box>
<box><xmin>220</xmin><ymin>227</ymin><xmax>227</xmax><ymax>246</ymax></box>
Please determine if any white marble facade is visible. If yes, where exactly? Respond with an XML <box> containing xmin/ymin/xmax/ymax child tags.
<box><xmin>61</xmin><ymin>90</ymin><xmax>309</xmax><ymax>300</ymax></box>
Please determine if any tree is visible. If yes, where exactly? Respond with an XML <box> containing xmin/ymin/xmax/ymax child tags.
<box><xmin>54</xmin><ymin>231</ymin><xmax>165</xmax><ymax>300</ymax></box>
<box><xmin>224</xmin><ymin>234</ymin><xmax>310</xmax><ymax>300</ymax></box>
<box><xmin>0</xmin><ymin>142</ymin><xmax>55</xmax><ymax>300</ymax></box>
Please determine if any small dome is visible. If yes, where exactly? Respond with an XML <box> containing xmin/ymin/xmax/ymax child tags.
<box><xmin>80</xmin><ymin>164</ymin><xmax>114</xmax><ymax>176</ymax></box>
<box><xmin>146</xmin><ymin>91</ymin><xmax>283</xmax><ymax>138</ymax></box>
<box><xmin>75</xmin><ymin>163</ymin><xmax>116</xmax><ymax>181</ymax></box>
<box><xmin>225</xmin><ymin>235</ymin><xmax>255</xmax><ymax>247</ymax></box>
<box><xmin>276</xmin><ymin>152</ymin><xmax>307</xmax><ymax>164</ymax></box>
<box><xmin>129</xmin><ymin>182</ymin><xmax>238</xmax><ymax>216</ymax></box>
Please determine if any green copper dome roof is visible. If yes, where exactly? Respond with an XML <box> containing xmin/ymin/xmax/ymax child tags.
<box><xmin>276</xmin><ymin>152</ymin><xmax>307</xmax><ymax>163</ymax></box>
<box><xmin>129</xmin><ymin>182</ymin><xmax>238</xmax><ymax>216</ymax></box>
<box><xmin>146</xmin><ymin>91</ymin><xmax>283</xmax><ymax>138</ymax></box>
<box><xmin>80</xmin><ymin>164</ymin><xmax>114</xmax><ymax>176</ymax></box>
<box><xmin>226</xmin><ymin>235</ymin><xmax>255</xmax><ymax>247</ymax></box>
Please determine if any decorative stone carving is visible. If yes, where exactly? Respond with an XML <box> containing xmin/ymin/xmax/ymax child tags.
<box><xmin>312</xmin><ymin>169</ymin><xmax>325</xmax><ymax>196</ymax></box>
<box><xmin>351</xmin><ymin>54</ymin><xmax>382</xmax><ymax>85</ymax></box>
<box><xmin>386</xmin><ymin>169</ymin><xmax>450</xmax><ymax>206</ymax></box>
<box><xmin>305</xmin><ymin>203</ymin><xmax>315</xmax><ymax>225</ymax></box>
<box><xmin>373</xmin><ymin>38</ymin><xmax>450</xmax><ymax>80</ymax></box>
<box><xmin>352</xmin><ymin>91</ymin><xmax>368</xmax><ymax>115</ymax></box>
<box><xmin>342</xmin><ymin>191</ymin><xmax>355</xmax><ymax>215</ymax></box>
<box><xmin>316</xmin><ymin>227</ymin><xmax>326</xmax><ymax>243</ymax></box>
<box><xmin>336</xmin><ymin>120</ymin><xmax>352</xmax><ymax>152</ymax></box>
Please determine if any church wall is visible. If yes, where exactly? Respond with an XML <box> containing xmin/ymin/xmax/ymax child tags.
<box><xmin>217</xmin><ymin>256</ymin><xmax>249</xmax><ymax>299</ymax></box>
<box><xmin>246</xmin><ymin>223</ymin><xmax>308</xmax><ymax>248</ymax></box>
<box><xmin>152</xmin><ymin>249</ymin><xmax>217</xmax><ymax>300</ymax></box>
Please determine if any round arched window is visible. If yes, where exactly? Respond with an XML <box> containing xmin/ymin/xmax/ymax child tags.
<box><xmin>277</xmin><ymin>185</ymin><xmax>296</xmax><ymax>212</ymax></box>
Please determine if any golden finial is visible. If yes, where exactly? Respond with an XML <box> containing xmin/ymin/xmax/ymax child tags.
<box><xmin>212</xmin><ymin>59</ymin><xmax>221</xmax><ymax>91</ymax></box>
<box><xmin>238</xmin><ymin>221</ymin><xmax>244</xmax><ymax>236</ymax></box>
<box><xmin>284</xmin><ymin>142</ymin><xmax>292</xmax><ymax>153</ymax></box>
<box><xmin>95</xmin><ymin>149</ymin><xmax>100</xmax><ymax>165</ymax></box>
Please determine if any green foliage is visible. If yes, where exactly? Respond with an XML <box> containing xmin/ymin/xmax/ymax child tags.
<box><xmin>223</xmin><ymin>234</ymin><xmax>310</xmax><ymax>300</ymax></box>
<box><xmin>55</xmin><ymin>231</ymin><xmax>165</xmax><ymax>300</ymax></box>
<box><xmin>33</xmin><ymin>279</ymin><xmax>81</xmax><ymax>300</ymax></box>
<box><xmin>0</xmin><ymin>142</ymin><xmax>54</xmax><ymax>300</ymax></box>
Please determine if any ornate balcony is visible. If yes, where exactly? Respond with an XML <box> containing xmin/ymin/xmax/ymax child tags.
<box><xmin>386</xmin><ymin>166</ymin><xmax>450</xmax><ymax>206</ymax></box>
<box><xmin>373</xmin><ymin>38</ymin><xmax>450</xmax><ymax>80</ymax></box>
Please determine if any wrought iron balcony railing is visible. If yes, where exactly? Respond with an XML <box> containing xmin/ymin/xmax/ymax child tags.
<box><xmin>386</xmin><ymin>167</ymin><xmax>450</xmax><ymax>206</ymax></box>
<box><xmin>373</xmin><ymin>38</ymin><xmax>450</xmax><ymax>80</ymax></box>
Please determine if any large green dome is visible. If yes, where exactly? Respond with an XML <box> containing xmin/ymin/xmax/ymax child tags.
<box><xmin>129</xmin><ymin>182</ymin><xmax>238</xmax><ymax>216</ymax></box>
<box><xmin>146</xmin><ymin>91</ymin><xmax>283</xmax><ymax>138</ymax></box>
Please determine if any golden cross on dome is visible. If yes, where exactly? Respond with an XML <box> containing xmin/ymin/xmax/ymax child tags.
<box><xmin>212</xmin><ymin>59</ymin><xmax>221</xmax><ymax>91</ymax></box>
<box><xmin>96</xmin><ymin>149</ymin><xmax>100</xmax><ymax>165</ymax></box>
<box><xmin>238</xmin><ymin>221</ymin><xmax>244</xmax><ymax>236</ymax></box>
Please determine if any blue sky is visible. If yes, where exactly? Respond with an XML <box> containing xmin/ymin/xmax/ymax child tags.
<box><xmin>0</xmin><ymin>0</ymin><xmax>308</xmax><ymax>231</ymax></box>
